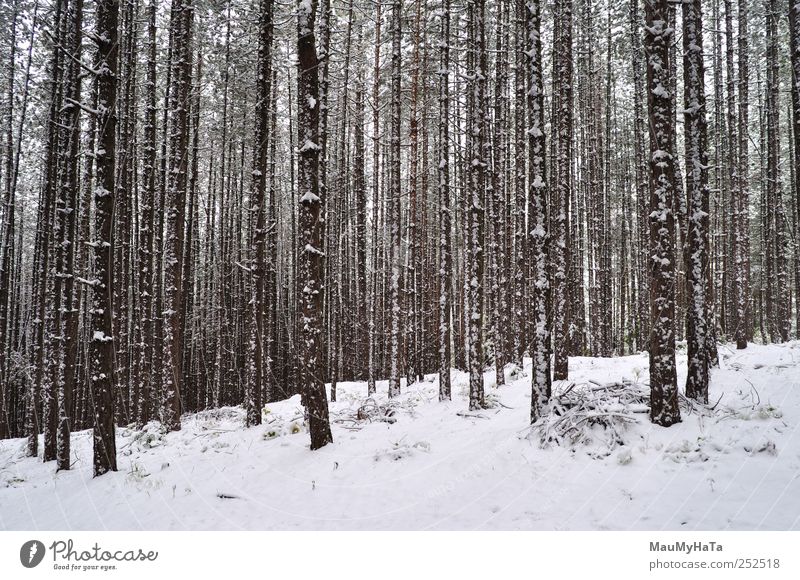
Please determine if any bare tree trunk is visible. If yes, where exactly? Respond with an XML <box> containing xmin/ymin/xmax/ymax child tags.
<box><xmin>91</xmin><ymin>0</ymin><xmax>120</xmax><ymax>476</ymax></box>
<box><xmin>438</xmin><ymin>0</ymin><xmax>452</xmax><ymax>401</ymax></box>
<box><xmin>737</xmin><ymin>0</ymin><xmax>751</xmax><ymax>347</ymax></box>
<box><xmin>683</xmin><ymin>0</ymin><xmax>710</xmax><ymax>403</ymax></box>
<box><xmin>551</xmin><ymin>0</ymin><xmax>572</xmax><ymax>381</ymax></box>
<box><xmin>527</xmin><ymin>0</ymin><xmax>551</xmax><ymax>421</ymax></box>
<box><xmin>55</xmin><ymin>0</ymin><xmax>83</xmax><ymax>470</ymax></box>
<box><xmin>644</xmin><ymin>0</ymin><xmax>680</xmax><ymax>427</ymax></box>
<box><xmin>297</xmin><ymin>0</ymin><xmax>333</xmax><ymax>450</ymax></box>
<box><xmin>162</xmin><ymin>0</ymin><xmax>194</xmax><ymax>431</ymax></box>
<box><xmin>466</xmin><ymin>0</ymin><xmax>487</xmax><ymax>411</ymax></box>
<box><xmin>246</xmin><ymin>0</ymin><xmax>274</xmax><ymax>426</ymax></box>
<box><xmin>387</xmin><ymin>0</ymin><xmax>402</xmax><ymax>399</ymax></box>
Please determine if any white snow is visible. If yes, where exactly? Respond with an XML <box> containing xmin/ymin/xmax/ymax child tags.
<box><xmin>299</xmin><ymin>190</ymin><xmax>320</xmax><ymax>204</ymax></box>
<box><xmin>2</xmin><ymin>342</ymin><xmax>799</xmax><ymax>530</ymax></box>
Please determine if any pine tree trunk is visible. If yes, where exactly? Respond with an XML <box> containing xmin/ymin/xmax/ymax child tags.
<box><xmin>55</xmin><ymin>0</ymin><xmax>83</xmax><ymax>470</ymax></box>
<box><xmin>162</xmin><ymin>0</ymin><xmax>194</xmax><ymax>431</ymax></box>
<box><xmin>631</xmin><ymin>0</ymin><xmax>650</xmax><ymax>353</ymax></box>
<box><xmin>527</xmin><ymin>0</ymin><xmax>551</xmax><ymax>421</ymax></box>
<box><xmin>644</xmin><ymin>0</ymin><xmax>681</xmax><ymax>427</ymax></box>
<box><xmin>466</xmin><ymin>0</ymin><xmax>487</xmax><ymax>411</ymax></box>
<box><xmin>791</xmin><ymin>2</ymin><xmax>800</xmax><ymax>341</ymax></box>
<box><xmin>136</xmin><ymin>0</ymin><xmax>157</xmax><ymax>424</ymax></box>
<box><xmin>438</xmin><ymin>0</ymin><xmax>452</xmax><ymax>401</ymax></box>
<box><xmin>683</xmin><ymin>0</ymin><xmax>710</xmax><ymax>403</ymax></box>
<box><xmin>246</xmin><ymin>0</ymin><xmax>274</xmax><ymax>426</ymax></box>
<box><xmin>91</xmin><ymin>0</ymin><xmax>120</xmax><ymax>476</ymax></box>
<box><xmin>297</xmin><ymin>0</ymin><xmax>333</xmax><ymax>450</ymax></box>
<box><xmin>387</xmin><ymin>0</ymin><xmax>402</xmax><ymax>399</ymax></box>
<box><xmin>736</xmin><ymin>0</ymin><xmax>750</xmax><ymax>348</ymax></box>
<box><xmin>551</xmin><ymin>0</ymin><xmax>572</xmax><ymax>381</ymax></box>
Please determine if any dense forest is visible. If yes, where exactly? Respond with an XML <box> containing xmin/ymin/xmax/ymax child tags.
<box><xmin>0</xmin><ymin>0</ymin><xmax>797</xmax><ymax>476</ymax></box>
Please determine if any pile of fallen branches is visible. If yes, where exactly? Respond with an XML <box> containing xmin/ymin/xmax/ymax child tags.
<box><xmin>332</xmin><ymin>397</ymin><xmax>411</xmax><ymax>429</ymax></box>
<box><xmin>530</xmin><ymin>380</ymin><xmax>649</xmax><ymax>450</ymax></box>
<box><xmin>530</xmin><ymin>378</ymin><xmax>722</xmax><ymax>450</ymax></box>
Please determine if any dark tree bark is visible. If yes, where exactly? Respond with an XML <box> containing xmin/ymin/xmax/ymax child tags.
<box><xmin>467</xmin><ymin>0</ymin><xmax>487</xmax><ymax>411</ymax></box>
<box><xmin>91</xmin><ymin>0</ymin><xmax>120</xmax><ymax>476</ymax></box>
<box><xmin>55</xmin><ymin>0</ymin><xmax>83</xmax><ymax>470</ymax></box>
<box><xmin>438</xmin><ymin>0</ymin><xmax>452</xmax><ymax>401</ymax></box>
<box><xmin>631</xmin><ymin>0</ymin><xmax>649</xmax><ymax>352</ymax></box>
<box><xmin>297</xmin><ymin>0</ymin><xmax>333</xmax><ymax>450</ymax></box>
<box><xmin>791</xmin><ymin>0</ymin><xmax>800</xmax><ymax>342</ymax></box>
<box><xmin>387</xmin><ymin>0</ymin><xmax>402</xmax><ymax>399</ymax></box>
<box><xmin>682</xmin><ymin>0</ymin><xmax>710</xmax><ymax>403</ymax></box>
<box><xmin>551</xmin><ymin>0</ymin><xmax>572</xmax><ymax>381</ymax></box>
<box><xmin>644</xmin><ymin>0</ymin><xmax>680</xmax><ymax>427</ymax></box>
<box><xmin>527</xmin><ymin>0</ymin><xmax>551</xmax><ymax>421</ymax></box>
<box><xmin>136</xmin><ymin>0</ymin><xmax>157</xmax><ymax>424</ymax></box>
<box><xmin>367</xmin><ymin>0</ymin><xmax>382</xmax><ymax>397</ymax></box>
<box><xmin>246</xmin><ymin>0</ymin><xmax>274</xmax><ymax>426</ymax></box>
<box><xmin>162</xmin><ymin>0</ymin><xmax>194</xmax><ymax>431</ymax></box>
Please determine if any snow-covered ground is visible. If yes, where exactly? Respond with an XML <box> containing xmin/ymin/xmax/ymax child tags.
<box><xmin>2</xmin><ymin>342</ymin><xmax>799</xmax><ymax>531</ymax></box>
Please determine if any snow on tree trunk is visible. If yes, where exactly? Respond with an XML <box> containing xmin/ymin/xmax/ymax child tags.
<box><xmin>644</xmin><ymin>0</ymin><xmax>681</xmax><ymax>427</ymax></box>
<box><xmin>790</xmin><ymin>1</ymin><xmax>800</xmax><ymax>344</ymax></box>
<box><xmin>246</xmin><ymin>0</ymin><xmax>274</xmax><ymax>427</ymax></box>
<box><xmin>297</xmin><ymin>0</ymin><xmax>333</xmax><ymax>450</ymax></box>
<box><xmin>162</xmin><ymin>0</ymin><xmax>194</xmax><ymax>432</ymax></box>
<box><xmin>682</xmin><ymin>0</ymin><xmax>710</xmax><ymax>403</ymax></box>
<box><xmin>387</xmin><ymin>0</ymin><xmax>402</xmax><ymax>399</ymax></box>
<box><xmin>438</xmin><ymin>0</ymin><xmax>452</xmax><ymax>401</ymax></box>
<box><xmin>551</xmin><ymin>0</ymin><xmax>572</xmax><ymax>381</ymax></box>
<box><xmin>526</xmin><ymin>0</ymin><xmax>551</xmax><ymax>422</ymax></box>
<box><xmin>466</xmin><ymin>0</ymin><xmax>487</xmax><ymax>411</ymax></box>
<box><xmin>91</xmin><ymin>0</ymin><xmax>120</xmax><ymax>476</ymax></box>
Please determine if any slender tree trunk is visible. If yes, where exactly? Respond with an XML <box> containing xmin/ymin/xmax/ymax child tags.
<box><xmin>162</xmin><ymin>0</ymin><xmax>194</xmax><ymax>431</ymax></box>
<box><xmin>683</xmin><ymin>0</ymin><xmax>710</xmax><ymax>403</ymax></box>
<box><xmin>387</xmin><ymin>0</ymin><xmax>402</xmax><ymax>399</ymax></box>
<box><xmin>551</xmin><ymin>0</ymin><xmax>572</xmax><ymax>381</ymax></box>
<box><xmin>791</xmin><ymin>0</ymin><xmax>800</xmax><ymax>341</ymax></box>
<box><xmin>466</xmin><ymin>0</ymin><xmax>487</xmax><ymax>411</ymax></box>
<box><xmin>246</xmin><ymin>0</ymin><xmax>274</xmax><ymax>426</ymax></box>
<box><xmin>736</xmin><ymin>0</ymin><xmax>750</xmax><ymax>348</ymax></box>
<box><xmin>91</xmin><ymin>0</ymin><xmax>120</xmax><ymax>476</ymax></box>
<box><xmin>438</xmin><ymin>0</ymin><xmax>452</xmax><ymax>401</ymax></box>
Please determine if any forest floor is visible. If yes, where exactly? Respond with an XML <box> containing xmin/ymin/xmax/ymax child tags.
<box><xmin>2</xmin><ymin>342</ymin><xmax>800</xmax><ymax>530</ymax></box>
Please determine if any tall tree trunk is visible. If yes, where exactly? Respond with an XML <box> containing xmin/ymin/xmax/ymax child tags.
<box><xmin>551</xmin><ymin>0</ymin><xmax>572</xmax><ymax>381</ymax></box>
<box><xmin>736</xmin><ymin>0</ymin><xmax>750</xmax><ymax>348</ymax></box>
<box><xmin>387</xmin><ymin>0</ymin><xmax>402</xmax><ymax>398</ymax></box>
<box><xmin>367</xmin><ymin>1</ymin><xmax>382</xmax><ymax>396</ymax></box>
<box><xmin>631</xmin><ymin>0</ymin><xmax>649</xmax><ymax>352</ymax></box>
<box><xmin>527</xmin><ymin>0</ymin><xmax>551</xmax><ymax>421</ymax></box>
<box><xmin>246</xmin><ymin>0</ymin><xmax>274</xmax><ymax>426</ymax></box>
<box><xmin>683</xmin><ymin>0</ymin><xmax>710</xmax><ymax>403</ymax></box>
<box><xmin>297</xmin><ymin>0</ymin><xmax>333</xmax><ymax>450</ymax></box>
<box><xmin>791</xmin><ymin>0</ymin><xmax>800</xmax><ymax>341</ymax></box>
<box><xmin>162</xmin><ymin>0</ymin><xmax>194</xmax><ymax>431</ymax></box>
<box><xmin>644</xmin><ymin>0</ymin><xmax>681</xmax><ymax>427</ymax></box>
<box><xmin>438</xmin><ymin>0</ymin><xmax>452</xmax><ymax>401</ymax></box>
<box><xmin>55</xmin><ymin>0</ymin><xmax>83</xmax><ymax>470</ymax></box>
<box><xmin>91</xmin><ymin>0</ymin><xmax>120</xmax><ymax>476</ymax></box>
<box><xmin>137</xmin><ymin>0</ymin><xmax>157</xmax><ymax>424</ymax></box>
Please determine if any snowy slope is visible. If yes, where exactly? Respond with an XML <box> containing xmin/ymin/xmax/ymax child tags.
<box><xmin>1</xmin><ymin>342</ymin><xmax>799</xmax><ymax>531</ymax></box>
